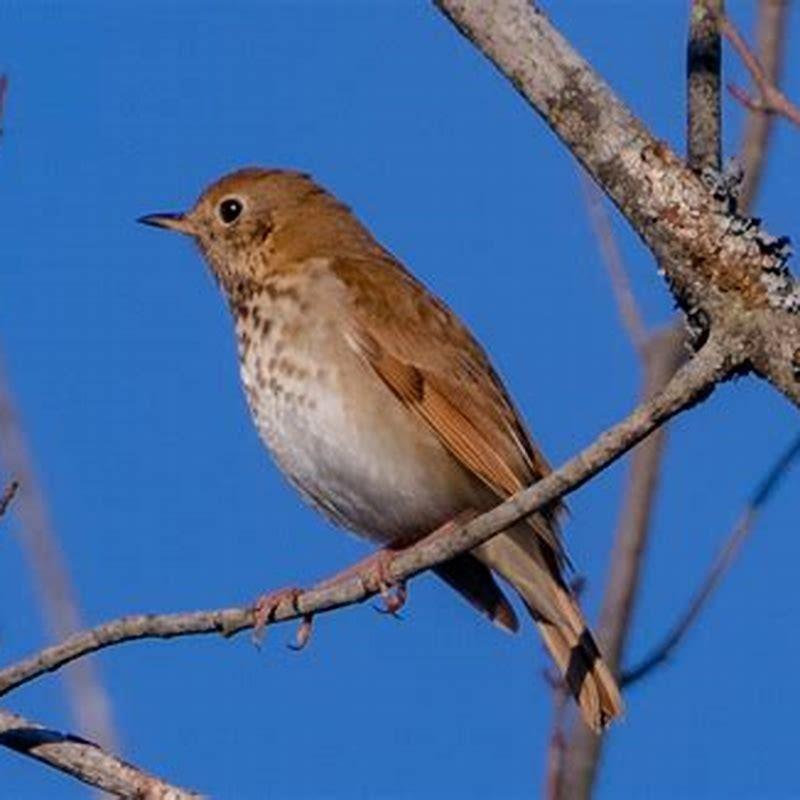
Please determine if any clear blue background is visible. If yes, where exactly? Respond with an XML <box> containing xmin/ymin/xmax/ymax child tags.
<box><xmin>0</xmin><ymin>1</ymin><xmax>798</xmax><ymax>797</ymax></box>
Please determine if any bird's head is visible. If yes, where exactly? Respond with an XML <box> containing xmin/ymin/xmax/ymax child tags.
<box><xmin>139</xmin><ymin>167</ymin><xmax>350</xmax><ymax>296</ymax></box>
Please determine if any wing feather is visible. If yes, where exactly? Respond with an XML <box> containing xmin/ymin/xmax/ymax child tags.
<box><xmin>334</xmin><ymin>255</ymin><xmax>566</xmax><ymax>559</ymax></box>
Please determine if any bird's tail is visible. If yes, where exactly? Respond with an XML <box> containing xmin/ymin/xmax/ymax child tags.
<box><xmin>476</xmin><ymin>524</ymin><xmax>623</xmax><ymax>732</ymax></box>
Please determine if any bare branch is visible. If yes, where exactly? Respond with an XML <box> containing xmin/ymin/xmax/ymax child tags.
<box><xmin>622</xmin><ymin>432</ymin><xmax>800</xmax><ymax>687</ymax></box>
<box><xmin>434</xmin><ymin>0</ymin><xmax>800</xmax><ymax>408</ymax></box>
<box><xmin>554</xmin><ymin>5</ymin><xmax>724</xmax><ymax>796</ymax></box>
<box><xmin>0</xmin><ymin>340</ymin><xmax>734</xmax><ymax>702</ymax></box>
<box><xmin>0</xmin><ymin>357</ymin><xmax>120</xmax><ymax>752</ymax></box>
<box><xmin>0</xmin><ymin>707</ymin><xmax>198</xmax><ymax>799</ymax></box>
<box><xmin>0</xmin><ymin>479</ymin><xmax>19</xmax><ymax>519</ymax></box>
<box><xmin>721</xmin><ymin>11</ymin><xmax>800</xmax><ymax>128</ymax></box>
<box><xmin>599</xmin><ymin>332</ymin><xmax>690</xmax><ymax>667</ymax></box>
<box><xmin>687</xmin><ymin>0</ymin><xmax>723</xmax><ymax>172</ymax></box>
<box><xmin>557</xmin><ymin>327</ymin><xmax>687</xmax><ymax>798</ymax></box>
<box><xmin>579</xmin><ymin>173</ymin><xmax>647</xmax><ymax>353</ymax></box>
<box><xmin>608</xmin><ymin>0</ymin><xmax>792</xmax><ymax>699</ymax></box>
<box><xmin>0</xmin><ymin>78</ymin><xmax>119</xmax><ymax>754</ymax></box>
<box><xmin>738</xmin><ymin>0</ymin><xmax>789</xmax><ymax>213</ymax></box>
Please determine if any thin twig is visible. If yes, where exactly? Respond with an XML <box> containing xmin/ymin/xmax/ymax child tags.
<box><xmin>622</xmin><ymin>432</ymin><xmax>800</xmax><ymax>687</ymax></box>
<box><xmin>0</xmin><ymin>349</ymin><xmax>120</xmax><ymax>755</ymax></box>
<box><xmin>720</xmin><ymin>12</ymin><xmax>800</xmax><ymax>128</ymax></box>
<box><xmin>0</xmin><ymin>78</ymin><xmax>119</xmax><ymax>754</ymax></box>
<box><xmin>0</xmin><ymin>479</ymin><xmax>19</xmax><ymax>519</ymax></box>
<box><xmin>555</xmin><ymin>4</ymin><xmax>722</xmax><ymax>797</ymax></box>
<box><xmin>591</xmin><ymin>327</ymin><xmax>688</xmax><ymax>675</ymax></box>
<box><xmin>557</xmin><ymin>327</ymin><xmax>688</xmax><ymax>799</ymax></box>
<box><xmin>0</xmin><ymin>707</ymin><xmax>198</xmax><ymax>799</ymax></box>
<box><xmin>0</xmin><ymin>340</ymin><xmax>734</xmax><ymax>702</ymax></box>
<box><xmin>434</xmin><ymin>0</ymin><xmax>800</xmax><ymax>407</ymax></box>
<box><xmin>579</xmin><ymin>173</ymin><xmax>648</xmax><ymax>353</ymax></box>
<box><xmin>738</xmin><ymin>0</ymin><xmax>788</xmax><ymax>214</ymax></box>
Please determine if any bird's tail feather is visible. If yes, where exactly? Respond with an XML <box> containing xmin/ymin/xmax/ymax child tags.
<box><xmin>476</xmin><ymin>525</ymin><xmax>623</xmax><ymax>732</ymax></box>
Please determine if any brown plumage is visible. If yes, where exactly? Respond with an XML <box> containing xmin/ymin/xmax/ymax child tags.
<box><xmin>140</xmin><ymin>167</ymin><xmax>623</xmax><ymax>731</ymax></box>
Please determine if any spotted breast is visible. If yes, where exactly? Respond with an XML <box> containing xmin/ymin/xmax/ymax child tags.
<box><xmin>233</xmin><ymin>260</ymin><xmax>482</xmax><ymax>545</ymax></box>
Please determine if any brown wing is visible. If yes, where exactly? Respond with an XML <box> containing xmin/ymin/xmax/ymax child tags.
<box><xmin>331</xmin><ymin>255</ymin><xmax>565</xmax><ymax>551</ymax></box>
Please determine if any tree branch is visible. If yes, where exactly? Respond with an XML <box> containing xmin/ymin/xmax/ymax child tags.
<box><xmin>434</xmin><ymin>0</ymin><xmax>800</xmax><ymax>408</ymax></box>
<box><xmin>0</xmin><ymin>707</ymin><xmax>198</xmax><ymax>799</ymax></box>
<box><xmin>557</xmin><ymin>326</ymin><xmax>688</xmax><ymax>799</ymax></box>
<box><xmin>552</xmin><ymin>0</ymin><xmax>790</xmax><ymax>794</ymax></box>
<box><xmin>0</xmin><ymin>77</ymin><xmax>119</xmax><ymax>754</ymax></box>
<box><xmin>737</xmin><ymin>0</ymin><xmax>789</xmax><ymax>213</ymax></box>
<box><xmin>688</xmin><ymin>0</ymin><xmax>723</xmax><ymax>172</ymax></box>
<box><xmin>621</xmin><ymin>431</ymin><xmax>800</xmax><ymax>687</ymax></box>
<box><xmin>0</xmin><ymin>339</ymin><xmax>735</xmax><ymax>702</ymax></box>
<box><xmin>579</xmin><ymin>173</ymin><xmax>647</xmax><ymax>353</ymax></box>
<box><xmin>0</xmin><ymin>350</ymin><xmax>120</xmax><ymax>754</ymax></box>
<box><xmin>721</xmin><ymin>10</ymin><xmax>800</xmax><ymax>128</ymax></box>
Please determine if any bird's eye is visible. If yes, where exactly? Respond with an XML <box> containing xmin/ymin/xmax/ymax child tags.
<box><xmin>218</xmin><ymin>198</ymin><xmax>243</xmax><ymax>224</ymax></box>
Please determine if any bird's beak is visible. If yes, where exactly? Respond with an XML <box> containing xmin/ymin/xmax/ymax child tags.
<box><xmin>137</xmin><ymin>212</ymin><xmax>195</xmax><ymax>235</ymax></box>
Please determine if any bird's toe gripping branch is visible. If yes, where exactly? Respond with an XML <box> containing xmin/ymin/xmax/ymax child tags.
<box><xmin>252</xmin><ymin>586</ymin><xmax>305</xmax><ymax>647</ymax></box>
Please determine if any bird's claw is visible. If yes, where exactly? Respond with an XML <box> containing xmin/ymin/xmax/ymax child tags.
<box><xmin>251</xmin><ymin>586</ymin><xmax>304</xmax><ymax>647</ymax></box>
<box><xmin>373</xmin><ymin>580</ymin><xmax>407</xmax><ymax>617</ymax></box>
<box><xmin>287</xmin><ymin>614</ymin><xmax>315</xmax><ymax>651</ymax></box>
<box><xmin>362</xmin><ymin>549</ymin><xmax>407</xmax><ymax>617</ymax></box>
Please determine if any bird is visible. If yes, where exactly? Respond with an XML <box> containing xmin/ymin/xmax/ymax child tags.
<box><xmin>139</xmin><ymin>167</ymin><xmax>623</xmax><ymax>731</ymax></box>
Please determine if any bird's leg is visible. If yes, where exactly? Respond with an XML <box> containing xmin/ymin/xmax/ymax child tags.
<box><xmin>253</xmin><ymin>512</ymin><xmax>476</xmax><ymax>645</ymax></box>
<box><xmin>316</xmin><ymin>511</ymin><xmax>477</xmax><ymax>616</ymax></box>
<box><xmin>288</xmin><ymin>614</ymin><xmax>315</xmax><ymax>651</ymax></box>
<box><xmin>251</xmin><ymin>586</ymin><xmax>304</xmax><ymax>646</ymax></box>
<box><xmin>313</xmin><ymin>548</ymin><xmax>406</xmax><ymax>615</ymax></box>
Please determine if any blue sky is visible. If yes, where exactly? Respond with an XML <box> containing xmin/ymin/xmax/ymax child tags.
<box><xmin>0</xmin><ymin>2</ymin><xmax>798</xmax><ymax>797</ymax></box>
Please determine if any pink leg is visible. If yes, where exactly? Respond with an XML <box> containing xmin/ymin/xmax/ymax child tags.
<box><xmin>251</xmin><ymin>586</ymin><xmax>304</xmax><ymax>646</ymax></box>
<box><xmin>252</xmin><ymin>513</ymin><xmax>475</xmax><ymax>645</ymax></box>
<box><xmin>315</xmin><ymin>548</ymin><xmax>407</xmax><ymax>615</ymax></box>
<box><xmin>316</xmin><ymin>512</ymin><xmax>476</xmax><ymax>616</ymax></box>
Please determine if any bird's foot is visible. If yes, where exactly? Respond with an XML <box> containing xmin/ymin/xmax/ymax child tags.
<box><xmin>251</xmin><ymin>586</ymin><xmax>304</xmax><ymax>647</ymax></box>
<box><xmin>316</xmin><ymin>548</ymin><xmax>407</xmax><ymax>616</ymax></box>
<box><xmin>288</xmin><ymin>614</ymin><xmax>315</xmax><ymax>651</ymax></box>
<box><xmin>367</xmin><ymin>548</ymin><xmax>407</xmax><ymax>616</ymax></box>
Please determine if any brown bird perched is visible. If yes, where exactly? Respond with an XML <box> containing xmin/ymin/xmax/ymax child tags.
<box><xmin>140</xmin><ymin>167</ymin><xmax>623</xmax><ymax>731</ymax></box>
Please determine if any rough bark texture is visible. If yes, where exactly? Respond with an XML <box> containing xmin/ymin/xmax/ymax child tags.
<box><xmin>0</xmin><ymin>709</ymin><xmax>198</xmax><ymax>799</ymax></box>
<box><xmin>435</xmin><ymin>0</ymin><xmax>800</xmax><ymax>407</ymax></box>
<box><xmin>687</xmin><ymin>0</ymin><xmax>723</xmax><ymax>172</ymax></box>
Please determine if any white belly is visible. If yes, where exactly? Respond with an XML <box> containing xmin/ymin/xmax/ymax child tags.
<box><xmin>239</xmin><ymin>330</ymin><xmax>480</xmax><ymax>545</ymax></box>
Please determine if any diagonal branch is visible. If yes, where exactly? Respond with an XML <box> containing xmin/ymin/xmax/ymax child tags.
<box><xmin>0</xmin><ymin>707</ymin><xmax>198</xmax><ymax>799</ymax></box>
<box><xmin>0</xmin><ymin>339</ymin><xmax>735</xmax><ymax>702</ymax></box>
<box><xmin>556</xmin><ymin>326</ymin><xmax>688</xmax><ymax>800</ymax></box>
<box><xmin>720</xmin><ymin>11</ymin><xmax>800</xmax><ymax>128</ymax></box>
<box><xmin>556</xmin><ymin>4</ymin><xmax>723</xmax><ymax>792</ymax></box>
<box><xmin>579</xmin><ymin>174</ymin><xmax>647</xmax><ymax>353</ymax></box>
<box><xmin>737</xmin><ymin>0</ymin><xmax>789</xmax><ymax>213</ymax></box>
<box><xmin>622</xmin><ymin>431</ymin><xmax>800</xmax><ymax>687</ymax></box>
<box><xmin>0</xmin><ymin>80</ymin><xmax>119</xmax><ymax>754</ymax></box>
<box><xmin>434</xmin><ymin>0</ymin><xmax>800</xmax><ymax>408</ymax></box>
<box><xmin>0</xmin><ymin>356</ymin><xmax>120</xmax><ymax>753</ymax></box>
